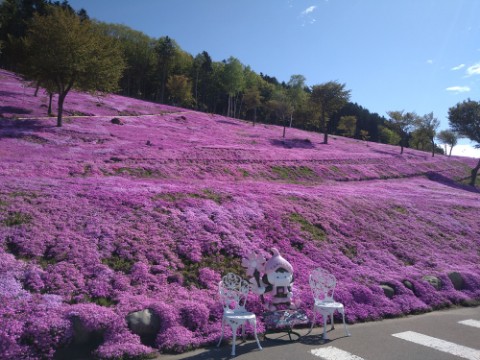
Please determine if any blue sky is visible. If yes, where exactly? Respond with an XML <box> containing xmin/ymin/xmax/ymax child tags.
<box><xmin>69</xmin><ymin>0</ymin><xmax>480</xmax><ymax>155</ymax></box>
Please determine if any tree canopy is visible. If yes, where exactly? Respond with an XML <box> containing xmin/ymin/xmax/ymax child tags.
<box><xmin>310</xmin><ymin>81</ymin><xmax>351</xmax><ymax>144</ymax></box>
<box><xmin>448</xmin><ymin>99</ymin><xmax>480</xmax><ymax>186</ymax></box>
<box><xmin>21</xmin><ymin>6</ymin><xmax>125</xmax><ymax>126</ymax></box>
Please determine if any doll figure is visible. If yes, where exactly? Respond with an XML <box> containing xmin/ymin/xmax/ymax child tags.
<box><xmin>262</xmin><ymin>248</ymin><xmax>295</xmax><ymax>311</ymax></box>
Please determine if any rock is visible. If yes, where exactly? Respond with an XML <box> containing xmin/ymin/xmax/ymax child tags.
<box><xmin>380</xmin><ymin>284</ymin><xmax>395</xmax><ymax>299</ymax></box>
<box><xmin>126</xmin><ymin>309</ymin><xmax>160</xmax><ymax>337</ymax></box>
<box><xmin>402</xmin><ymin>280</ymin><xmax>414</xmax><ymax>292</ymax></box>
<box><xmin>146</xmin><ymin>140</ymin><xmax>152</xmax><ymax>146</ymax></box>
<box><xmin>423</xmin><ymin>275</ymin><xmax>442</xmax><ymax>290</ymax></box>
<box><xmin>447</xmin><ymin>272</ymin><xmax>464</xmax><ymax>290</ymax></box>
<box><xmin>71</xmin><ymin>317</ymin><xmax>103</xmax><ymax>345</ymax></box>
<box><xmin>111</xmin><ymin>117</ymin><xmax>124</xmax><ymax>125</ymax></box>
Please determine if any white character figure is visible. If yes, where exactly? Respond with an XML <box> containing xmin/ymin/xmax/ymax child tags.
<box><xmin>262</xmin><ymin>248</ymin><xmax>295</xmax><ymax>311</ymax></box>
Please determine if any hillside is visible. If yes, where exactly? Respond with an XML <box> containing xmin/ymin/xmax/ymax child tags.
<box><xmin>1</xmin><ymin>69</ymin><xmax>480</xmax><ymax>359</ymax></box>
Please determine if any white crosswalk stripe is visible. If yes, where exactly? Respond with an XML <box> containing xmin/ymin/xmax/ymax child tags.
<box><xmin>311</xmin><ymin>346</ymin><xmax>366</xmax><ymax>360</ymax></box>
<box><xmin>459</xmin><ymin>319</ymin><xmax>480</xmax><ymax>329</ymax></box>
<box><xmin>392</xmin><ymin>331</ymin><xmax>480</xmax><ymax>360</ymax></box>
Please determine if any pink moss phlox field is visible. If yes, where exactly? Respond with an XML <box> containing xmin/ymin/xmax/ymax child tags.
<box><xmin>1</xmin><ymin>70</ymin><xmax>480</xmax><ymax>358</ymax></box>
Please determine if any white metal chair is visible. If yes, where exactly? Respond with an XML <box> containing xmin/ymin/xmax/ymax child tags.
<box><xmin>309</xmin><ymin>268</ymin><xmax>351</xmax><ymax>340</ymax></box>
<box><xmin>217</xmin><ymin>273</ymin><xmax>262</xmax><ymax>356</ymax></box>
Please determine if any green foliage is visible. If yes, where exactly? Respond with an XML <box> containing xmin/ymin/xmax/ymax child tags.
<box><xmin>337</xmin><ymin>115</ymin><xmax>357</xmax><ymax>137</ymax></box>
<box><xmin>437</xmin><ymin>129</ymin><xmax>458</xmax><ymax>156</ymax></box>
<box><xmin>153</xmin><ymin>189</ymin><xmax>230</xmax><ymax>204</ymax></box>
<box><xmin>341</xmin><ymin>244</ymin><xmax>358</xmax><ymax>259</ymax></box>
<box><xmin>387</xmin><ymin>110</ymin><xmax>417</xmax><ymax>154</ymax></box>
<box><xmin>181</xmin><ymin>254</ymin><xmax>243</xmax><ymax>288</ymax></box>
<box><xmin>3</xmin><ymin>211</ymin><xmax>32</xmax><ymax>226</ymax></box>
<box><xmin>21</xmin><ymin>6</ymin><xmax>125</xmax><ymax>126</ymax></box>
<box><xmin>166</xmin><ymin>74</ymin><xmax>193</xmax><ymax>106</ymax></box>
<box><xmin>102</xmin><ymin>255</ymin><xmax>135</xmax><ymax>273</ymax></box>
<box><xmin>448</xmin><ymin>99</ymin><xmax>480</xmax><ymax>186</ymax></box>
<box><xmin>271</xmin><ymin>165</ymin><xmax>316</xmax><ymax>181</ymax></box>
<box><xmin>289</xmin><ymin>213</ymin><xmax>327</xmax><ymax>241</ymax></box>
<box><xmin>310</xmin><ymin>81</ymin><xmax>351</xmax><ymax>144</ymax></box>
<box><xmin>379</xmin><ymin>125</ymin><xmax>401</xmax><ymax>145</ymax></box>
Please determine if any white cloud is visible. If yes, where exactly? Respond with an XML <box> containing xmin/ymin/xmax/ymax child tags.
<box><xmin>302</xmin><ymin>5</ymin><xmax>317</xmax><ymax>14</ymax></box>
<box><xmin>426</xmin><ymin>59</ymin><xmax>434</xmax><ymax>64</ymax></box>
<box><xmin>446</xmin><ymin>86</ymin><xmax>471</xmax><ymax>93</ymax></box>
<box><xmin>450</xmin><ymin>144</ymin><xmax>480</xmax><ymax>158</ymax></box>
<box><xmin>451</xmin><ymin>64</ymin><xmax>465</xmax><ymax>71</ymax></box>
<box><xmin>466</xmin><ymin>63</ymin><xmax>480</xmax><ymax>76</ymax></box>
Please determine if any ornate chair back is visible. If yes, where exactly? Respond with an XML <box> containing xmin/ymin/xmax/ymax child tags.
<box><xmin>219</xmin><ymin>273</ymin><xmax>250</xmax><ymax>313</ymax></box>
<box><xmin>309</xmin><ymin>268</ymin><xmax>337</xmax><ymax>303</ymax></box>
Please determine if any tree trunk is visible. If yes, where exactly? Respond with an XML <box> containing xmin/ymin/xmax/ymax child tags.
<box><xmin>321</xmin><ymin>111</ymin><xmax>328</xmax><ymax>144</ymax></box>
<box><xmin>431</xmin><ymin>139</ymin><xmax>435</xmax><ymax>157</ymax></box>
<box><xmin>57</xmin><ymin>92</ymin><xmax>67</xmax><ymax>127</ymax></box>
<box><xmin>34</xmin><ymin>83</ymin><xmax>40</xmax><ymax>97</ymax></box>
<box><xmin>449</xmin><ymin>145</ymin><xmax>453</xmax><ymax>157</ymax></box>
<box><xmin>282</xmin><ymin>117</ymin><xmax>287</xmax><ymax>138</ymax></box>
<box><xmin>289</xmin><ymin>113</ymin><xmax>293</xmax><ymax>128</ymax></box>
<box><xmin>48</xmin><ymin>93</ymin><xmax>53</xmax><ymax>116</ymax></box>
<box><xmin>469</xmin><ymin>158</ymin><xmax>480</xmax><ymax>187</ymax></box>
<box><xmin>253</xmin><ymin>107</ymin><xmax>256</xmax><ymax>126</ymax></box>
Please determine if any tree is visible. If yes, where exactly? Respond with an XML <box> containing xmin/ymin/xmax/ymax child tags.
<box><xmin>448</xmin><ymin>99</ymin><xmax>480</xmax><ymax>186</ymax></box>
<box><xmin>415</xmin><ymin>112</ymin><xmax>440</xmax><ymax>157</ymax></box>
<box><xmin>155</xmin><ymin>36</ymin><xmax>177</xmax><ymax>103</ymax></box>
<box><xmin>310</xmin><ymin>81</ymin><xmax>351</xmax><ymax>144</ymax></box>
<box><xmin>437</xmin><ymin>129</ymin><xmax>458</xmax><ymax>156</ymax></box>
<box><xmin>337</xmin><ymin>115</ymin><xmax>357</xmax><ymax>137</ymax></box>
<box><xmin>222</xmin><ymin>57</ymin><xmax>245</xmax><ymax>118</ymax></box>
<box><xmin>243</xmin><ymin>86</ymin><xmax>262</xmax><ymax>126</ymax></box>
<box><xmin>166</xmin><ymin>74</ymin><xmax>192</xmax><ymax>107</ymax></box>
<box><xmin>387</xmin><ymin>110</ymin><xmax>417</xmax><ymax>154</ymax></box>
<box><xmin>267</xmin><ymin>89</ymin><xmax>293</xmax><ymax>138</ymax></box>
<box><xmin>286</xmin><ymin>74</ymin><xmax>307</xmax><ymax>128</ymax></box>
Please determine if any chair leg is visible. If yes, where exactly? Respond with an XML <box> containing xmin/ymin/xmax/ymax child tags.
<box><xmin>231</xmin><ymin>324</ymin><xmax>238</xmax><ymax>356</ymax></box>
<box><xmin>242</xmin><ymin>323</ymin><xmax>246</xmax><ymax>341</ymax></box>
<box><xmin>217</xmin><ymin>317</ymin><xmax>225</xmax><ymax>347</ymax></box>
<box><xmin>251</xmin><ymin>319</ymin><xmax>262</xmax><ymax>351</ymax></box>
<box><xmin>310</xmin><ymin>309</ymin><xmax>317</xmax><ymax>332</ymax></box>
<box><xmin>341</xmin><ymin>310</ymin><xmax>351</xmax><ymax>337</ymax></box>
<box><xmin>330</xmin><ymin>313</ymin><xmax>335</xmax><ymax>330</ymax></box>
<box><xmin>322</xmin><ymin>314</ymin><xmax>328</xmax><ymax>340</ymax></box>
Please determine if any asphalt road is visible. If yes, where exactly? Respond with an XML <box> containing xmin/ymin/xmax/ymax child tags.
<box><xmin>158</xmin><ymin>306</ymin><xmax>480</xmax><ymax>360</ymax></box>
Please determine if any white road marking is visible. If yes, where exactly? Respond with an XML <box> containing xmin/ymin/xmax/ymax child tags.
<box><xmin>311</xmin><ymin>346</ymin><xmax>366</xmax><ymax>360</ymax></box>
<box><xmin>459</xmin><ymin>319</ymin><xmax>480</xmax><ymax>329</ymax></box>
<box><xmin>392</xmin><ymin>331</ymin><xmax>480</xmax><ymax>360</ymax></box>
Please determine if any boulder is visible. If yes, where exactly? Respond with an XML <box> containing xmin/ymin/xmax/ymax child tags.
<box><xmin>380</xmin><ymin>284</ymin><xmax>395</xmax><ymax>299</ymax></box>
<box><xmin>447</xmin><ymin>272</ymin><xmax>465</xmax><ymax>290</ymax></box>
<box><xmin>423</xmin><ymin>275</ymin><xmax>442</xmax><ymax>290</ymax></box>
<box><xmin>126</xmin><ymin>309</ymin><xmax>160</xmax><ymax>338</ymax></box>
<box><xmin>402</xmin><ymin>280</ymin><xmax>414</xmax><ymax>292</ymax></box>
<box><xmin>111</xmin><ymin>117</ymin><xmax>124</xmax><ymax>125</ymax></box>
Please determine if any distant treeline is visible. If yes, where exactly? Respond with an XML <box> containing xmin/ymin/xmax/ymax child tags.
<box><xmin>0</xmin><ymin>0</ymin><xmax>442</xmax><ymax>153</ymax></box>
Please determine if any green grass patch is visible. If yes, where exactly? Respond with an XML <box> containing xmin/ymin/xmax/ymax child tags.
<box><xmin>289</xmin><ymin>213</ymin><xmax>326</xmax><ymax>241</ymax></box>
<box><xmin>113</xmin><ymin>167</ymin><xmax>162</xmax><ymax>178</ymax></box>
<box><xmin>392</xmin><ymin>205</ymin><xmax>408</xmax><ymax>214</ymax></box>
<box><xmin>153</xmin><ymin>189</ymin><xmax>231</xmax><ymax>204</ymax></box>
<box><xmin>102</xmin><ymin>255</ymin><xmax>135</xmax><ymax>273</ymax></box>
<box><xmin>180</xmin><ymin>253</ymin><xmax>243</xmax><ymax>288</ymax></box>
<box><xmin>341</xmin><ymin>244</ymin><xmax>358</xmax><ymax>259</ymax></box>
<box><xmin>239</xmin><ymin>168</ymin><xmax>250</xmax><ymax>177</ymax></box>
<box><xmin>3</xmin><ymin>211</ymin><xmax>33</xmax><ymax>227</ymax></box>
<box><xmin>271</xmin><ymin>165</ymin><xmax>316</xmax><ymax>181</ymax></box>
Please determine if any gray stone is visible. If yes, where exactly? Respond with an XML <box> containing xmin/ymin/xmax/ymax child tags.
<box><xmin>126</xmin><ymin>309</ymin><xmax>160</xmax><ymax>337</ymax></box>
<box><xmin>71</xmin><ymin>317</ymin><xmax>103</xmax><ymax>345</ymax></box>
<box><xmin>111</xmin><ymin>117</ymin><xmax>124</xmax><ymax>125</ymax></box>
<box><xmin>423</xmin><ymin>275</ymin><xmax>442</xmax><ymax>290</ymax></box>
<box><xmin>448</xmin><ymin>272</ymin><xmax>465</xmax><ymax>290</ymax></box>
<box><xmin>380</xmin><ymin>284</ymin><xmax>395</xmax><ymax>299</ymax></box>
<box><xmin>402</xmin><ymin>280</ymin><xmax>414</xmax><ymax>292</ymax></box>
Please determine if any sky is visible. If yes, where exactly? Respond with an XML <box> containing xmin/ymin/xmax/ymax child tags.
<box><xmin>68</xmin><ymin>0</ymin><xmax>480</xmax><ymax>157</ymax></box>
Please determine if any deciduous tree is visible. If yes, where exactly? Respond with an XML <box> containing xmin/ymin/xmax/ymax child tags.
<box><xmin>22</xmin><ymin>6</ymin><xmax>125</xmax><ymax>127</ymax></box>
<box><xmin>437</xmin><ymin>129</ymin><xmax>458</xmax><ymax>156</ymax></box>
<box><xmin>448</xmin><ymin>99</ymin><xmax>480</xmax><ymax>186</ymax></box>
<box><xmin>310</xmin><ymin>81</ymin><xmax>351</xmax><ymax>144</ymax></box>
<box><xmin>415</xmin><ymin>112</ymin><xmax>440</xmax><ymax>157</ymax></box>
<box><xmin>387</xmin><ymin>110</ymin><xmax>417</xmax><ymax>154</ymax></box>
